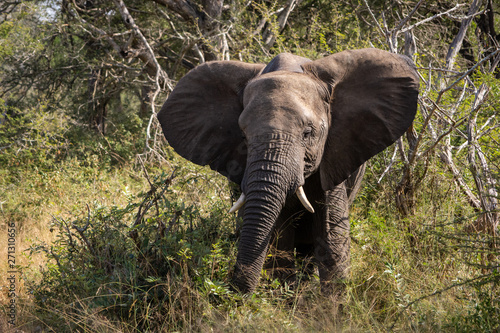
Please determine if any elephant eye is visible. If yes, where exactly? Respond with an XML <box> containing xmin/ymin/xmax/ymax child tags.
<box><xmin>303</xmin><ymin>127</ymin><xmax>312</xmax><ymax>139</ymax></box>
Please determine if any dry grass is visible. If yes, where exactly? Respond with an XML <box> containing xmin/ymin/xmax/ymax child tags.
<box><xmin>0</xmin><ymin>156</ymin><xmax>498</xmax><ymax>332</ymax></box>
<box><xmin>0</xmin><ymin>160</ymin><xmax>149</xmax><ymax>308</ymax></box>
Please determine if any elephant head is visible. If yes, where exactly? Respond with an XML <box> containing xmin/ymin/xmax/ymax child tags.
<box><xmin>158</xmin><ymin>48</ymin><xmax>419</xmax><ymax>293</ymax></box>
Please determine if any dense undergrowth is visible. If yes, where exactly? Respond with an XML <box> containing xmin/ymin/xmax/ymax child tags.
<box><xmin>0</xmin><ymin>102</ymin><xmax>498</xmax><ymax>332</ymax></box>
<box><xmin>1</xmin><ymin>1</ymin><xmax>499</xmax><ymax>330</ymax></box>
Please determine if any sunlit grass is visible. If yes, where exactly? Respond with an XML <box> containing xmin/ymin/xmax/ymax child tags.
<box><xmin>0</xmin><ymin>159</ymin><xmax>149</xmax><ymax>308</ymax></box>
<box><xmin>0</xmin><ymin>152</ymin><xmax>498</xmax><ymax>332</ymax></box>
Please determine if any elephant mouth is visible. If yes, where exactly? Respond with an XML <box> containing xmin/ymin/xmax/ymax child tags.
<box><xmin>230</xmin><ymin>132</ymin><xmax>316</xmax><ymax>215</ymax></box>
<box><xmin>229</xmin><ymin>185</ymin><xmax>314</xmax><ymax>214</ymax></box>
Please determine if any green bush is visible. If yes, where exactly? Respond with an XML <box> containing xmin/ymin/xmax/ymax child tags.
<box><xmin>0</xmin><ymin>101</ymin><xmax>69</xmax><ymax>170</ymax></box>
<box><xmin>25</xmin><ymin>171</ymin><xmax>239</xmax><ymax>331</ymax></box>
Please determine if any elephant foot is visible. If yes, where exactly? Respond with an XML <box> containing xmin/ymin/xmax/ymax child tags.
<box><xmin>321</xmin><ymin>279</ymin><xmax>346</xmax><ymax>298</ymax></box>
<box><xmin>320</xmin><ymin>277</ymin><xmax>348</xmax><ymax>318</ymax></box>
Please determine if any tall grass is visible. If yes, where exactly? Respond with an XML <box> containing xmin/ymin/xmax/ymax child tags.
<box><xmin>0</xmin><ymin>119</ymin><xmax>498</xmax><ymax>332</ymax></box>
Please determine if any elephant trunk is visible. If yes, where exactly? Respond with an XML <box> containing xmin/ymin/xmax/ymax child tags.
<box><xmin>232</xmin><ymin>134</ymin><xmax>301</xmax><ymax>293</ymax></box>
<box><xmin>232</xmin><ymin>169</ymin><xmax>288</xmax><ymax>293</ymax></box>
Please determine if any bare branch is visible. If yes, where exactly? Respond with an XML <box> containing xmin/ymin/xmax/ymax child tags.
<box><xmin>439</xmin><ymin>49</ymin><xmax>500</xmax><ymax>97</ymax></box>
<box><xmin>152</xmin><ymin>0</ymin><xmax>199</xmax><ymax>23</ymax></box>
<box><xmin>113</xmin><ymin>0</ymin><xmax>174</xmax><ymax>153</ymax></box>
<box><xmin>362</xmin><ymin>0</ymin><xmax>385</xmax><ymax>38</ymax></box>
<box><xmin>0</xmin><ymin>1</ymin><xmax>22</xmax><ymax>17</ymax></box>
<box><xmin>394</xmin><ymin>0</ymin><xmax>424</xmax><ymax>32</ymax></box>
<box><xmin>445</xmin><ymin>0</ymin><xmax>483</xmax><ymax>71</ymax></box>
<box><xmin>377</xmin><ymin>144</ymin><xmax>398</xmax><ymax>184</ymax></box>
<box><xmin>263</xmin><ymin>0</ymin><xmax>303</xmax><ymax>48</ymax></box>
<box><xmin>113</xmin><ymin>0</ymin><xmax>172</xmax><ymax>90</ymax></box>
<box><xmin>400</xmin><ymin>4</ymin><xmax>467</xmax><ymax>33</ymax></box>
<box><xmin>421</xmin><ymin>116</ymin><xmax>468</xmax><ymax>160</ymax></box>
<box><xmin>440</xmin><ymin>146</ymin><xmax>482</xmax><ymax>210</ymax></box>
<box><xmin>71</xmin><ymin>13</ymin><xmax>123</xmax><ymax>55</ymax></box>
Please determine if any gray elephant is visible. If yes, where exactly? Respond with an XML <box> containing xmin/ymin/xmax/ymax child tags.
<box><xmin>157</xmin><ymin>48</ymin><xmax>419</xmax><ymax>295</ymax></box>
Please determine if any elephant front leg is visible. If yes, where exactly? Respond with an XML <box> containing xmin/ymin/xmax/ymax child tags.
<box><xmin>314</xmin><ymin>185</ymin><xmax>350</xmax><ymax>300</ymax></box>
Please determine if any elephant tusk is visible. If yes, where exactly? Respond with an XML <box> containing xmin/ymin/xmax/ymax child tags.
<box><xmin>296</xmin><ymin>186</ymin><xmax>315</xmax><ymax>213</ymax></box>
<box><xmin>229</xmin><ymin>193</ymin><xmax>246</xmax><ymax>214</ymax></box>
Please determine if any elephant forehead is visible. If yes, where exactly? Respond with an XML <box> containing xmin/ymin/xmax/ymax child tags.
<box><xmin>239</xmin><ymin>76</ymin><xmax>329</xmax><ymax>136</ymax></box>
<box><xmin>243</xmin><ymin>73</ymin><xmax>326</xmax><ymax>115</ymax></box>
<box><xmin>245</xmin><ymin>73</ymin><xmax>320</xmax><ymax>98</ymax></box>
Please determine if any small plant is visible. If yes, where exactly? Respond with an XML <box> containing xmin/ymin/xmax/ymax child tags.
<box><xmin>448</xmin><ymin>279</ymin><xmax>500</xmax><ymax>332</ymax></box>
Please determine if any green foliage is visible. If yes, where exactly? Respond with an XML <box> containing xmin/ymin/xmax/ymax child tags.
<box><xmin>449</xmin><ymin>280</ymin><xmax>500</xmax><ymax>332</ymax></box>
<box><xmin>0</xmin><ymin>101</ymin><xmax>70</xmax><ymax>170</ymax></box>
<box><xmin>24</xmin><ymin>171</ymin><xmax>239</xmax><ymax>331</ymax></box>
<box><xmin>290</xmin><ymin>0</ymin><xmax>368</xmax><ymax>54</ymax></box>
<box><xmin>12</xmin><ymin>153</ymin><xmax>496</xmax><ymax>332</ymax></box>
<box><xmin>1</xmin><ymin>0</ymin><xmax>499</xmax><ymax>332</ymax></box>
<box><xmin>0</xmin><ymin>4</ymin><xmax>44</xmax><ymax>60</ymax></box>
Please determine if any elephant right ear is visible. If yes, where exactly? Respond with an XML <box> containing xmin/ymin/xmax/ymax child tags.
<box><xmin>157</xmin><ymin>61</ymin><xmax>265</xmax><ymax>185</ymax></box>
<box><xmin>303</xmin><ymin>48</ymin><xmax>419</xmax><ymax>190</ymax></box>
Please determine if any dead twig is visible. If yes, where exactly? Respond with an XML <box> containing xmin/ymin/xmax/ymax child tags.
<box><xmin>129</xmin><ymin>168</ymin><xmax>177</xmax><ymax>249</ymax></box>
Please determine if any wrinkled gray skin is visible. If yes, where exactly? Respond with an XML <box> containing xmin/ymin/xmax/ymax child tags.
<box><xmin>158</xmin><ymin>48</ymin><xmax>419</xmax><ymax>295</ymax></box>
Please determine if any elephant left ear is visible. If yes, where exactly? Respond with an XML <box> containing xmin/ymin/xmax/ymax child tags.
<box><xmin>302</xmin><ymin>48</ymin><xmax>419</xmax><ymax>190</ymax></box>
<box><xmin>157</xmin><ymin>61</ymin><xmax>265</xmax><ymax>185</ymax></box>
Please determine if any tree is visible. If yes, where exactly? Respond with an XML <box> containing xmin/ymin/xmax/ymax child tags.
<box><xmin>1</xmin><ymin>1</ymin><xmax>499</xmax><ymax>234</ymax></box>
<box><xmin>361</xmin><ymin>0</ymin><xmax>499</xmax><ymax>236</ymax></box>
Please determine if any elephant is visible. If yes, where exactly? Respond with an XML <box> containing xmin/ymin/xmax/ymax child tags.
<box><xmin>157</xmin><ymin>48</ymin><xmax>419</xmax><ymax>296</ymax></box>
